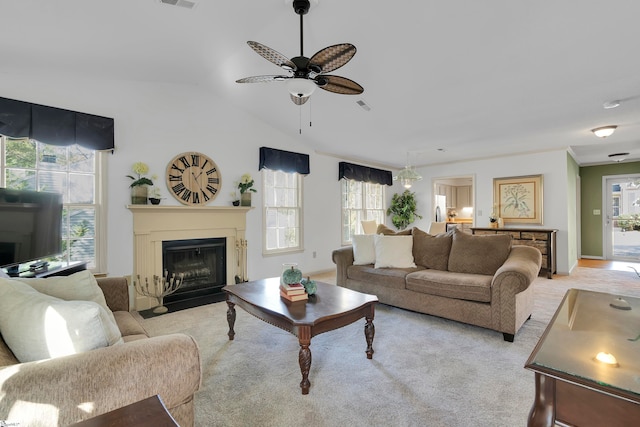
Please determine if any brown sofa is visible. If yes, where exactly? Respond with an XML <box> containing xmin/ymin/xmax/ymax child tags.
<box><xmin>0</xmin><ymin>276</ymin><xmax>201</xmax><ymax>426</ymax></box>
<box><xmin>332</xmin><ymin>227</ymin><xmax>542</xmax><ymax>341</ymax></box>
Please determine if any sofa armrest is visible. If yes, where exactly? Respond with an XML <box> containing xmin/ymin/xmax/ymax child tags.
<box><xmin>492</xmin><ymin>245</ymin><xmax>542</xmax><ymax>294</ymax></box>
<box><xmin>97</xmin><ymin>276</ymin><xmax>130</xmax><ymax>312</ymax></box>
<box><xmin>332</xmin><ymin>246</ymin><xmax>355</xmax><ymax>286</ymax></box>
<box><xmin>0</xmin><ymin>334</ymin><xmax>201</xmax><ymax>426</ymax></box>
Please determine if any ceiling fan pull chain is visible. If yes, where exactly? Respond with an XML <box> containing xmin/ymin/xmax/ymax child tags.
<box><xmin>299</xmin><ymin>104</ymin><xmax>302</xmax><ymax>134</ymax></box>
<box><xmin>309</xmin><ymin>98</ymin><xmax>312</xmax><ymax>128</ymax></box>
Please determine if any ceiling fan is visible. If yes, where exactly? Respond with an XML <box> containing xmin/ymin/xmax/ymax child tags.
<box><xmin>236</xmin><ymin>0</ymin><xmax>364</xmax><ymax>105</ymax></box>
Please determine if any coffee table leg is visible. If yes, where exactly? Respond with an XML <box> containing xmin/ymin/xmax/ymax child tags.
<box><xmin>298</xmin><ymin>327</ymin><xmax>312</xmax><ymax>395</ymax></box>
<box><xmin>365</xmin><ymin>316</ymin><xmax>375</xmax><ymax>359</ymax></box>
<box><xmin>226</xmin><ymin>300</ymin><xmax>236</xmax><ymax>340</ymax></box>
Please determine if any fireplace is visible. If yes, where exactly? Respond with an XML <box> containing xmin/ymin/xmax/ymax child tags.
<box><xmin>162</xmin><ymin>238</ymin><xmax>226</xmax><ymax>307</ymax></box>
<box><xmin>127</xmin><ymin>205</ymin><xmax>250</xmax><ymax>311</ymax></box>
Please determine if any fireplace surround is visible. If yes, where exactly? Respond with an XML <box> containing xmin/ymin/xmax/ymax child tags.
<box><xmin>128</xmin><ymin>205</ymin><xmax>250</xmax><ymax>310</ymax></box>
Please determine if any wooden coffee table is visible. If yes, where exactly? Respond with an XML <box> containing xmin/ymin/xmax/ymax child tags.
<box><xmin>223</xmin><ymin>277</ymin><xmax>378</xmax><ymax>394</ymax></box>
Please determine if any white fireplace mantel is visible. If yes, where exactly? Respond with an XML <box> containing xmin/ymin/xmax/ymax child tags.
<box><xmin>127</xmin><ymin>205</ymin><xmax>251</xmax><ymax>310</ymax></box>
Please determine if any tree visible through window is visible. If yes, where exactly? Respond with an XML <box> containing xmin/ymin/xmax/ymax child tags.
<box><xmin>263</xmin><ymin>169</ymin><xmax>303</xmax><ymax>253</ymax></box>
<box><xmin>341</xmin><ymin>180</ymin><xmax>385</xmax><ymax>244</ymax></box>
<box><xmin>1</xmin><ymin>137</ymin><xmax>100</xmax><ymax>270</ymax></box>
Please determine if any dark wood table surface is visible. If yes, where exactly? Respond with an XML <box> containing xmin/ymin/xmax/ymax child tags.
<box><xmin>223</xmin><ymin>277</ymin><xmax>378</xmax><ymax>394</ymax></box>
<box><xmin>68</xmin><ymin>395</ymin><xmax>178</xmax><ymax>427</ymax></box>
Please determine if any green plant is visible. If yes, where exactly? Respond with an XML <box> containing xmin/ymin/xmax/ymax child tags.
<box><xmin>126</xmin><ymin>162</ymin><xmax>154</xmax><ymax>187</ymax></box>
<box><xmin>386</xmin><ymin>190</ymin><xmax>422</xmax><ymax>230</ymax></box>
<box><xmin>237</xmin><ymin>173</ymin><xmax>257</xmax><ymax>194</ymax></box>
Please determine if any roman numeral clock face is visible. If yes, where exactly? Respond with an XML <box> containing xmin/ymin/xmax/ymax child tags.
<box><xmin>166</xmin><ymin>152</ymin><xmax>221</xmax><ymax>205</ymax></box>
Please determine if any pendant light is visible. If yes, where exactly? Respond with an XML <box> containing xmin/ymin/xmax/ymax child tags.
<box><xmin>393</xmin><ymin>153</ymin><xmax>422</xmax><ymax>189</ymax></box>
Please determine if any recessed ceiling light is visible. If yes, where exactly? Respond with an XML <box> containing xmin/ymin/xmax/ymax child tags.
<box><xmin>608</xmin><ymin>152</ymin><xmax>629</xmax><ymax>162</ymax></box>
<box><xmin>591</xmin><ymin>125</ymin><xmax>617</xmax><ymax>138</ymax></box>
<box><xmin>603</xmin><ymin>100</ymin><xmax>621</xmax><ymax>109</ymax></box>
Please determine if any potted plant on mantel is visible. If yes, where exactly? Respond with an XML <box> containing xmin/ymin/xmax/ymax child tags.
<box><xmin>127</xmin><ymin>162</ymin><xmax>154</xmax><ymax>205</ymax></box>
<box><xmin>237</xmin><ymin>173</ymin><xmax>257</xmax><ymax>206</ymax></box>
<box><xmin>386</xmin><ymin>190</ymin><xmax>422</xmax><ymax>230</ymax></box>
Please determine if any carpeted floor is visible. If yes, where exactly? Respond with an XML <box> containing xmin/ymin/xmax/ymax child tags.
<box><xmin>139</xmin><ymin>267</ymin><xmax>640</xmax><ymax>427</ymax></box>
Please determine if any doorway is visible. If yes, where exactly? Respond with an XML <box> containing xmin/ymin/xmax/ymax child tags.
<box><xmin>604</xmin><ymin>174</ymin><xmax>640</xmax><ymax>261</ymax></box>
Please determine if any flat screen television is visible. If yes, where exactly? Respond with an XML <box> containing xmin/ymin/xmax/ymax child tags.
<box><xmin>0</xmin><ymin>188</ymin><xmax>63</xmax><ymax>274</ymax></box>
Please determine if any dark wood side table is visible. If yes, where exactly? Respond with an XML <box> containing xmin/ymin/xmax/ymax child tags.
<box><xmin>471</xmin><ymin>227</ymin><xmax>557</xmax><ymax>278</ymax></box>
<box><xmin>525</xmin><ymin>289</ymin><xmax>640</xmax><ymax>426</ymax></box>
<box><xmin>68</xmin><ymin>395</ymin><xmax>178</xmax><ymax>427</ymax></box>
<box><xmin>224</xmin><ymin>277</ymin><xmax>378</xmax><ymax>395</ymax></box>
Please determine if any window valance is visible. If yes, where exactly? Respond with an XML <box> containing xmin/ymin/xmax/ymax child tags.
<box><xmin>0</xmin><ymin>97</ymin><xmax>115</xmax><ymax>151</ymax></box>
<box><xmin>259</xmin><ymin>146</ymin><xmax>310</xmax><ymax>175</ymax></box>
<box><xmin>339</xmin><ymin>162</ymin><xmax>392</xmax><ymax>186</ymax></box>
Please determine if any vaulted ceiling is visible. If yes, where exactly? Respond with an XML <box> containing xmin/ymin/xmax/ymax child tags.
<box><xmin>2</xmin><ymin>0</ymin><xmax>639</xmax><ymax>168</ymax></box>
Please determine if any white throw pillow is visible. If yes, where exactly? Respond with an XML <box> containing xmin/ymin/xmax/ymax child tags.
<box><xmin>352</xmin><ymin>234</ymin><xmax>376</xmax><ymax>265</ymax></box>
<box><xmin>3</xmin><ymin>270</ymin><xmax>118</xmax><ymax>327</ymax></box>
<box><xmin>0</xmin><ymin>280</ymin><xmax>123</xmax><ymax>363</ymax></box>
<box><xmin>374</xmin><ymin>234</ymin><xmax>416</xmax><ymax>268</ymax></box>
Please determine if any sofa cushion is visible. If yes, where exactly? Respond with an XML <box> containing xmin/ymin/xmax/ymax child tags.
<box><xmin>412</xmin><ymin>227</ymin><xmax>453</xmax><ymax>271</ymax></box>
<box><xmin>347</xmin><ymin>264</ymin><xmax>420</xmax><ymax>290</ymax></box>
<box><xmin>376</xmin><ymin>223</ymin><xmax>412</xmax><ymax>235</ymax></box>
<box><xmin>374</xmin><ymin>234</ymin><xmax>416</xmax><ymax>268</ymax></box>
<box><xmin>0</xmin><ymin>280</ymin><xmax>123</xmax><ymax>363</ymax></box>
<box><xmin>406</xmin><ymin>269</ymin><xmax>493</xmax><ymax>302</ymax></box>
<box><xmin>352</xmin><ymin>234</ymin><xmax>376</xmax><ymax>265</ymax></box>
<box><xmin>448</xmin><ymin>229</ymin><xmax>512</xmax><ymax>276</ymax></box>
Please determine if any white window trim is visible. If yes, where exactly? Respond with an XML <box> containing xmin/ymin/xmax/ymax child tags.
<box><xmin>0</xmin><ymin>137</ymin><xmax>108</xmax><ymax>274</ymax></box>
<box><xmin>262</xmin><ymin>170</ymin><xmax>304</xmax><ymax>255</ymax></box>
<box><xmin>341</xmin><ymin>179</ymin><xmax>386</xmax><ymax>245</ymax></box>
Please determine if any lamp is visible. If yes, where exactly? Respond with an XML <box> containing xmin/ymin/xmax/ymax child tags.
<box><xmin>287</xmin><ymin>78</ymin><xmax>316</xmax><ymax>98</ymax></box>
<box><xmin>393</xmin><ymin>153</ymin><xmax>423</xmax><ymax>189</ymax></box>
<box><xmin>591</xmin><ymin>125</ymin><xmax>617</xmax><ymax>138</ymax></box>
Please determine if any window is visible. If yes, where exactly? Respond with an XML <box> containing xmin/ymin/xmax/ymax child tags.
<box><xmin>341</xmin><ymin>180</ymin><xmax>386</xmax><ymax>244</ymax></box>
<box><xmin>263</xmin><ymin>169</ymin><xmax>303</xmax><ymax>254</ymax></box>
<box><xmin>1</xmin><ymin>137</ymin><xmax>106</xmax><ymax>272</ymax></box>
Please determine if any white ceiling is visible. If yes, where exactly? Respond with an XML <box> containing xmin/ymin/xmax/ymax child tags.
<box><xmin>2</xmin><ymin>0</ymin><xmax>639</xmax><ymax>168</ymax></box>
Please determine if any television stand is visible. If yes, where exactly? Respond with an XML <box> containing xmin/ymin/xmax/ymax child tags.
<box><xmin>18</xmin><ymin>261</ymin><xmax>88</xmax><ymax>278</ymax></box>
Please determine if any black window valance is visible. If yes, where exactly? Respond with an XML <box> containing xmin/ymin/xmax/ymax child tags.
<box><xmin>339</xmin><ymin>162</ymin><xmax>392</xmax><ymax>186</ymax></box>
<box><xmin>259</xmin><ymin>146</ymin><xmax>310</xmax><ymax>175</ymax></box>
<box><xmin>0</xmin><ymin>97</ymin><xmax>114</xmax><ymax>151</ymax></box>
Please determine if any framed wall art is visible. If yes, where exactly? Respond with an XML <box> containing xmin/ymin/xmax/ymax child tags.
<box><xmin>493</xmin><ymin>174</ymin><xmax>543</xmax><ymax>225</ymax></box>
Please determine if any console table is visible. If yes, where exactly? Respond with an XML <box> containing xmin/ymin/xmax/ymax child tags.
<box><xmin>525</xmin><ymin>289</ymin><xmax>640</xmax><ymax>426</ymax></box>
<box><xmin>471</xmin><ymin>227</ymin><xmax>557</xmax><ymax>278</ymax></box>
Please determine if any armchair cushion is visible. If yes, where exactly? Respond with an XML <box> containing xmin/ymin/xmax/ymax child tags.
<box><xmin>0</xmin><ymin>280</ymin><xmax>123</xmax><ymax>363</ymax></box>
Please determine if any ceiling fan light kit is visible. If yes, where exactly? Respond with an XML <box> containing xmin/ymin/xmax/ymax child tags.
<box><xmin>591</xmin><ymin>125</ymin><xmax>617</xmax><ymax>138</ymax></box>
<box><xmin>236</xmin><ymin>0</ymin><xmax>363</xmax><ymax>105</ymax></box>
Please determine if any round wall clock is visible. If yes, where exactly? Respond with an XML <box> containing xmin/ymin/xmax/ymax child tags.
<box><xmin>165</xmin><ymin>152</ymin><xmax>221</xmax><ymax>205</ymax></box>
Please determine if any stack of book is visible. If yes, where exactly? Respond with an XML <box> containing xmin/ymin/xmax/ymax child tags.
<box><xmin>280</xmin><ymin>282</ymin><xmax>308</xmax><ymax>302</ymax></box>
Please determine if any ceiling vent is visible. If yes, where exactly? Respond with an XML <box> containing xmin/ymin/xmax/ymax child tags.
<box><xmin>159</xmin><ymin>0</ymin><xmax>197</xmax><ymax>9</ymax></box>
<box><xmin>608</xmin><ymin>152</ymin><xmax>630</xmax><ymax>162</ymax></box>
<box><xmin>357</xmin><ymin>100</ymin><xmax>371</xmax><ymax>111</ymax></box>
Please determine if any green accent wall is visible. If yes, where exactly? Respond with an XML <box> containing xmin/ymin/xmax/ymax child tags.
<box><xmin>580</xmin><ymin>161</ymin><xmax>640</xmax><ymax>257</ymax></box>
<box><xmin>566</xmin><ymin>153</ymin><xmax>579</xmax><ymax>267</ymax></box>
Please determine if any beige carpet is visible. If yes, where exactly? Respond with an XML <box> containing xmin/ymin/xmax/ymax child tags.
<box><xmin>140</xmin><ymin>267</ymin><xmax>640</xmax><ymax>427</ymax></box>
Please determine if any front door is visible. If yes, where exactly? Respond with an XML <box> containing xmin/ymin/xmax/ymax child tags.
<box><xmin>604</xmin><ymin>175</ymin><xmax>640</xmax><ymax>260</ymax></box>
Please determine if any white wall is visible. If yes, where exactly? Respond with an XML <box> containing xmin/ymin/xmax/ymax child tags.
<box><xmin>1</xmin><ymin>73</ymin><xmax>575</xmax><ymax>278</ymax></box>
<box><xmin>0</xmin><ymin>74</ymin><xmax>344</xmax><ymax>279</ymax></box>
<box><xmin>389</xmin><ymin>150</ymin><xmax>574</xmax><ymax>274</ymax></box>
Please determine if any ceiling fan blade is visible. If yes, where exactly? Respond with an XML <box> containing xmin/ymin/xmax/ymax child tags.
<box><xmin>290</xmin><ymin>94</ymin><xmax>310</xmax><ymax>105</ymax></box>
<box><xmin>317</xmin><ymin>75</ymin><xmax>364</xmax><ymax>95</ymax></box>
<box><xmin>309</xmin><ymin>43</ymin><xmax>357</xmax><ymax>73</ymax></box>
<box><xmin>247</xmin><ymin>41</ymin><xmax>296</xmax><ymax>70</ymax></box>
<box><xmin>236</xmin><ymin>75</ymin><xmax>289</xmax><ymax>83</ymax></box>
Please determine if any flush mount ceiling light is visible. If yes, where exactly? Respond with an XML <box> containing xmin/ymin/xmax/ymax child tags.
<box><xmin>603</xmin><ymin>100</ymin><xmax>621</xmax><ymax>109</ymax></box>
<box><xmin>608</xmin><ymin>152</ymin><xmax>629</xmax><ymax>162</ymax></box>
<box><xmin>591</xmin><ymin>125</ymin><xmax>617</xmax><ymax>138</ymax></box>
